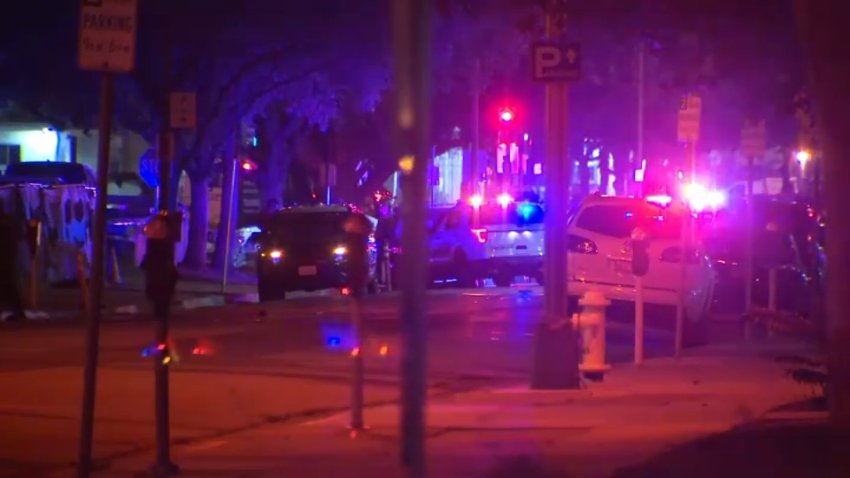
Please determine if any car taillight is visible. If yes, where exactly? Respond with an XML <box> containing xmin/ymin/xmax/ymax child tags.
<box><xmin>660</xmin><ymin>247</ymin><xmax>699</xmax><ymax>264</ymax></box>
<box><xmin>471</xmin><ymin>228</ymin><xmax>488</xmax><ymax>244</ymax></box>
<box><xmin>568</xmin><ymin>234</ymin><xmax>597</xmax><ymax>254</ymax></box>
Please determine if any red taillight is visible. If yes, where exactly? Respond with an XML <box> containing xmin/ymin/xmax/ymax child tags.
<box><xmin>472</xmin><ymin>228</ymin><xmax>488</xmax><ymax>244</ymax></box>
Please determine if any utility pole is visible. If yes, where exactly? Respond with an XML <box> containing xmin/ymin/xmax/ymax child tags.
<box><xmin>470</xmin><ymin>58</ymin><xmax>481</xmax><ymax>196</ymax></box>
<box><xmin>392</xmin><ymin>0</ymin><xmax>430</xmax><ymax>476</ymax></box>
<box><xmin>636</xmin><ymin>39</ymin><xmax>645</xmax><ymax>198</ymax></box>
<box><xmin>531</xmin><ymin>1</ymin><xmax>580</xmax><ymax>390</ymax></box>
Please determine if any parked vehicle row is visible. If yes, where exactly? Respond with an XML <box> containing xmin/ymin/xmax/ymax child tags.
<box><xmin>252</xmin><ymin>193</ymin><xmax>826</xmax><ymax>339</ymax></box>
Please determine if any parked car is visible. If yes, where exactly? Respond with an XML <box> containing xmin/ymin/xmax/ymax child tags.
<box><xmin>427</xmin><ymin>198</ymin><xmax>545</xmax><ymax>287</ymax></box>
<box><xmin>2</xmin><ymin>161</ymin><xmax>96</xmax><ymax>188</ymax></box>
<box><xmin>107</xmin><ymin>173</ymin><xmax>156</xmax><ymax>220</ymax></box>
<box><xmin>566</xmin><ymin>195</ymin><xmax>715</xmax><ymax>340</ymax></box>
<box><xmin>253</xmin><ymin>205</ymin><xmax>377</xmax><ymax>302</ymax></box>
<box><xmin>706</xmin><ymin>220</ymin><xmax>820</xmax><ymax>317</ymax></box>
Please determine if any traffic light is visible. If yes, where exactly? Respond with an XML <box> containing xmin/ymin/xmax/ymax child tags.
<box><xmin>499</xmin><ymin>107</ymin><xmax>514</xmax><ymax>123</ymax></box>
<box><xmin>240</xmin><ymin>159</ymin><xmax>258</xmax><ymax>172</ymax></box>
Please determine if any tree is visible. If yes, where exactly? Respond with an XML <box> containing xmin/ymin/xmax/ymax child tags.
<box><xmin>124</xmin><ymin>0</ymin><xmax>389</xmax><ymax>268</ymax></box>
<box><xmin>795</xmin><ymin>0</ymin><xmax>850</xmax><ymax>427</ymax></box>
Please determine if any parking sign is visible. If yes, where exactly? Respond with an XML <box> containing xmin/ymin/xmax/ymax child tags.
<box><xmin>78</xmin><ymin>0</ymin><xmax>138</xmax><ymax>72</ymax></box>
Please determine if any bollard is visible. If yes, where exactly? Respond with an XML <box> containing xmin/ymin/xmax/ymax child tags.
<box><xmin>108</xmin><ymin>245</ymin><xmax>123</xmax><ymax>285</ymax></box>
<box><xmin>76</xmin><ymin>250</ymin><xmax>90</xmax><ymax>315</ymax></box>
<box><xmin>571</xmin><ymin>290</ymin><xmax>611</xmax><ymax>379</ymax></box>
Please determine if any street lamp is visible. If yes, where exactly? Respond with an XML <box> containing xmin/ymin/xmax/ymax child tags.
<box><xmin>796</xmin><ymin>150</ymin><xmax>812</xmax><ymax>171</ymax></box>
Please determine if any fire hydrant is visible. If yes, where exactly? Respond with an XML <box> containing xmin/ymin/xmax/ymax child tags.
<box><xmin>571</xmin><ymin>290</ymin><xmax>611</xmax><ymax>377</ymax></box>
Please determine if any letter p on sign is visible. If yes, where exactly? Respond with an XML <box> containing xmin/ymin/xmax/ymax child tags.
<box><xmin>532</xmin><ymin>43</ymin><xmax>581</xmax><ymax>82</ymax></box>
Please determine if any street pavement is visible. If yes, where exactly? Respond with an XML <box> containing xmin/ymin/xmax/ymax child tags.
<box><xmin>0</xmin><ymin>285</ymin><xmax>824</xmax><ymax>477</ymax></box>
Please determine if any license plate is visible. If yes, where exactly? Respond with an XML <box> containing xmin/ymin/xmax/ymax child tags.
<box><xmin>298</xmin><ymin>265</ymin><xmax>318</xmax><ymax>276</ymax></box>
<box><xmin>610</xmin><ymin>260</ymin><xmax>632</xmax><ymax>274</ymax></box>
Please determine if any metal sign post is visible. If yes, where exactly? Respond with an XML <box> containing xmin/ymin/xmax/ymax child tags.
<box><xmin>530</xmin><ymin>4</ymin><xmax>580</xmax><ymax>389</ymax></box>
<box><xmin>675</xmin><ymin>94</ymin><xmax>701</xmax><ymax>358</ymax></box>
<box><xmin>631</xmin><ymin>228</ymin><xmax>649</xmax><ymax>365</ymax></box>
<box><xmin>76</xmin><ymin>1</ymin><xmax>137</xmax><ymax>476</ymax></box>
<box><xmin>741</xmin><ymin>120</ymin><xmax>766</xmax><ymax>338</ymax></box>
<box><xmin>221</xmin><ymin>158</ymin><xmax>238</xmax><ymax>293</ymax></box>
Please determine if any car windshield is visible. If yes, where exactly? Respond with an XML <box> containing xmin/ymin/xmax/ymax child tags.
<box><xmin>108</xmin><ymin>180</ymin><xmax>145</xmax><ymax>196</ymax></box>
<box><xmin>268</xmin><ymin>212</ymin><xmax>351</xmax><ymax>242</ymax></box>
<box><xmin>471</xmin><ymin>202</ymin><xmax>545</xmax><ymax>227</ymax></box>
<box><xmin>5</xmin><ymin>162</ymin><xmax>86</xmax><ymax>184</ymax></box>
<box><xmin>574</xmin><ymin>203</ymin><xmax>683</xmax><ymax>240</ymax></box>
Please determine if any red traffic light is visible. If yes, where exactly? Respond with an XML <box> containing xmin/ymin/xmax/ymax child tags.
<box><xmin>240</xmin><ymin>159</ymin><xmax>257</xmax><ymax>172</ymax></box>
<box><xmin>499</xmin><ymin>108</ymin><xmax>514</xmax><ymax>122</ymax></box>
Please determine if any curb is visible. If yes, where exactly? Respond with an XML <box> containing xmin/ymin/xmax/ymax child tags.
<box><xmin>111</xmin><ymin>294</ymin><xmax>230</xmax><ymax>317</ymax></box>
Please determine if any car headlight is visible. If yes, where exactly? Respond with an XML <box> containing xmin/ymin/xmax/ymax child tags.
<box><xmin>333</xmin><ymin>245</ymin><xmax>348</xmax><ymax>256</ymax></box>
<box><xmin>268</xmin><ymin>249</ymin><xmax>284</xmax><ymax>264</ymax></box>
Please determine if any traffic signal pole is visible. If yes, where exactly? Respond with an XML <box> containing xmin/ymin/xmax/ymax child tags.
<box><xmin>392</xmin><ymin>0</ymin><xmax>430</xmax><ymax>476</ymax></box>
<box><xmin>531</xmin><ymin>4</ymin><xmax>580</xmax><ymax>390</ymax></box>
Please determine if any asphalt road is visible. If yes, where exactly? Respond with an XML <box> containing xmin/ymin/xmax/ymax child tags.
<box><xmin>0</xmin><ymin>287</ymin><xmax>689</xmax><ymax>477</ymax></box>
<box><xmin>0</xmin><ymin>287</ymin><xmax>678</xmax><ymax>385</ymax></box>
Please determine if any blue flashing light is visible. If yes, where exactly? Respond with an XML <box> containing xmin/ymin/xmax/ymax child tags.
<box><xmin>625</xmin><ymin>212</ymin><xmax>634</xmax><ymax>218</ymax></box>
<box><xmin>327</xmin><ymin>336</ymin><xmax>342</xmax><ymax>347</ymax></box>
<box><xmin>518</xmin><ymin>203</ymin><xmax>535</xmax><ymax>220</ymax></box>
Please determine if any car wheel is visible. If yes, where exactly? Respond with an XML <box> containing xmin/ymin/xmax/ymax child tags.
<box><xmin>452</xmin><ymin>251</ymin><xmax>477</xmax><ymax>288</ymax></box>
<box><xmin>494</xmin><ymin>273</ymin><xmax>513</xmax><ymax>288</ymax></box>
<box><xmin>534</xmin><ymin>272</ymin><xmax>544</xmax><ymax>286</ymax></box>
<box><xmin>258</xmin><ymin>278</ymin><xmax>286</xmax><ymax>303</ymax></box>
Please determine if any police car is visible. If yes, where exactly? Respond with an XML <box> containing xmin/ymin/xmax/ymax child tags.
<box><xmin>254</xmin><ymin>205</ymin><xmax>377</xmax><ymax>302</ymax></box>
<box><xmin>428</xmin><ymin>194</ymin><xmax>545</xmax><ymax>287</ymax></box>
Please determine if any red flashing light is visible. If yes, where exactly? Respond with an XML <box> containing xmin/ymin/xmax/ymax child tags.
<box><xmin>499</xmin><ymin>109</ymin><xmax>514</xmax><ymax>122</ymax></box>
<box><xmin>241</xmin><ymin>160</ymin><xmax>257</xmax><ymax>172</ymax></box>
<box><xmin>471</xmin><ymin>227</ymin><xmax>488</xmax><ymax>244</ymax></box>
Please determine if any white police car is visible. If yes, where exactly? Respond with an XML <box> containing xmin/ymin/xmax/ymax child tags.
<box><xmin>428</xmin><ymin>195</ymin><xmax>544</xmax><ymax>287</ymax></box>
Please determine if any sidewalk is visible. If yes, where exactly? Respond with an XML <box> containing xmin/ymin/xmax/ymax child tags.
<box><xmin>84</xmin><ymin>338</ymin><xmax>827</xmax><ymax>478</ymax></box>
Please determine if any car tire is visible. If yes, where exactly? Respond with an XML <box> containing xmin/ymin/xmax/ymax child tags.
<box><xmin>494</xmin><ymin>273</ymin><xmax>513</xmax><ymax>288</ymax></box>
<box><xmin>534</xmin><ymin>272</ymin><xmax>544</xmax><ymax>286</ymax></box>
<box><xmin>452</xmin><ymin>251</ymin><xmax>477</xmax><ymax>288</ymax></box>
<box><xmin>258</xmin><ymin>279</ymin><xmax>286</xmax><ymax>303</ymax></box>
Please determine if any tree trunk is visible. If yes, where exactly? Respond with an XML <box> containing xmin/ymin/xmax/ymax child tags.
<box><xmin>183</xmin><ymin>173</ymin><xmax>209</xmax><ymax>269</ymax></box>
<box><xmin>213</xmin><ymin>139</ymin><xmax>238</xmax><ymax>270</ymax></box>
<box><xmin>795</xmin><ymin>0</ymin><xmax>850</xmax><ymax>426</ymax></box>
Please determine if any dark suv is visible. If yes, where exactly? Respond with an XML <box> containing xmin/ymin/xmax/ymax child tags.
<box><xmin>254</xmin><ymin>205</ymin><xmax>376</xmax><ymax>302</ymax></box>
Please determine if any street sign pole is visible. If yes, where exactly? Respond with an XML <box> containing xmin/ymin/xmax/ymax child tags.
<box><xmin>76</xmin><ymin>1</ymin><xmax>137</xmax><ymax>476</ymax></box>
<box><xmin>221</xmin><ymin>158</ymin><xmax>238</xmax><ymax>293</ymax></box>
<box><xmin>674</xmin><ymin>94</ymin><xmax>701</xmax><ymax>358</ymax></box>
<box><xmin>740</xmin><ymin>119</ymin><xmax>765</xmax><ymax>339</ymax></box>
<box><xmin>531</xmin><ymin>4</ymin><xmax>580</xmax><ymax>390</ymax></box>
<box><xmin>674</xmin><ymin>140</ymin><xmax>694</xmax><ymax>358</ymax></box>
<box><xmin>77</xmin><ymin>71</ymin><xmax>114</xmax><ymax>478</ymax></box>
<box><xmin>392</xmin><ymin>0</ymin><xmax>430</xmax><ymax>476</ymax></box>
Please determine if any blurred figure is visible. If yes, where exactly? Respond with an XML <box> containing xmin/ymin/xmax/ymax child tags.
<box><xmin>0</xmin><ymin>198</ymin><xmax>25</xmax><ymax>321</ymax></box>
<box><xmin>258</xmin><ymin>198</ymin><xmax>280</xmax><ymax>230</ymax></box>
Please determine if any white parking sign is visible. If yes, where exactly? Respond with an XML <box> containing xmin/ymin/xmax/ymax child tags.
<box><xmin>78</xmin><ymin>0</ymin><xmax>138</xmax><ymax>72</ymax></box>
